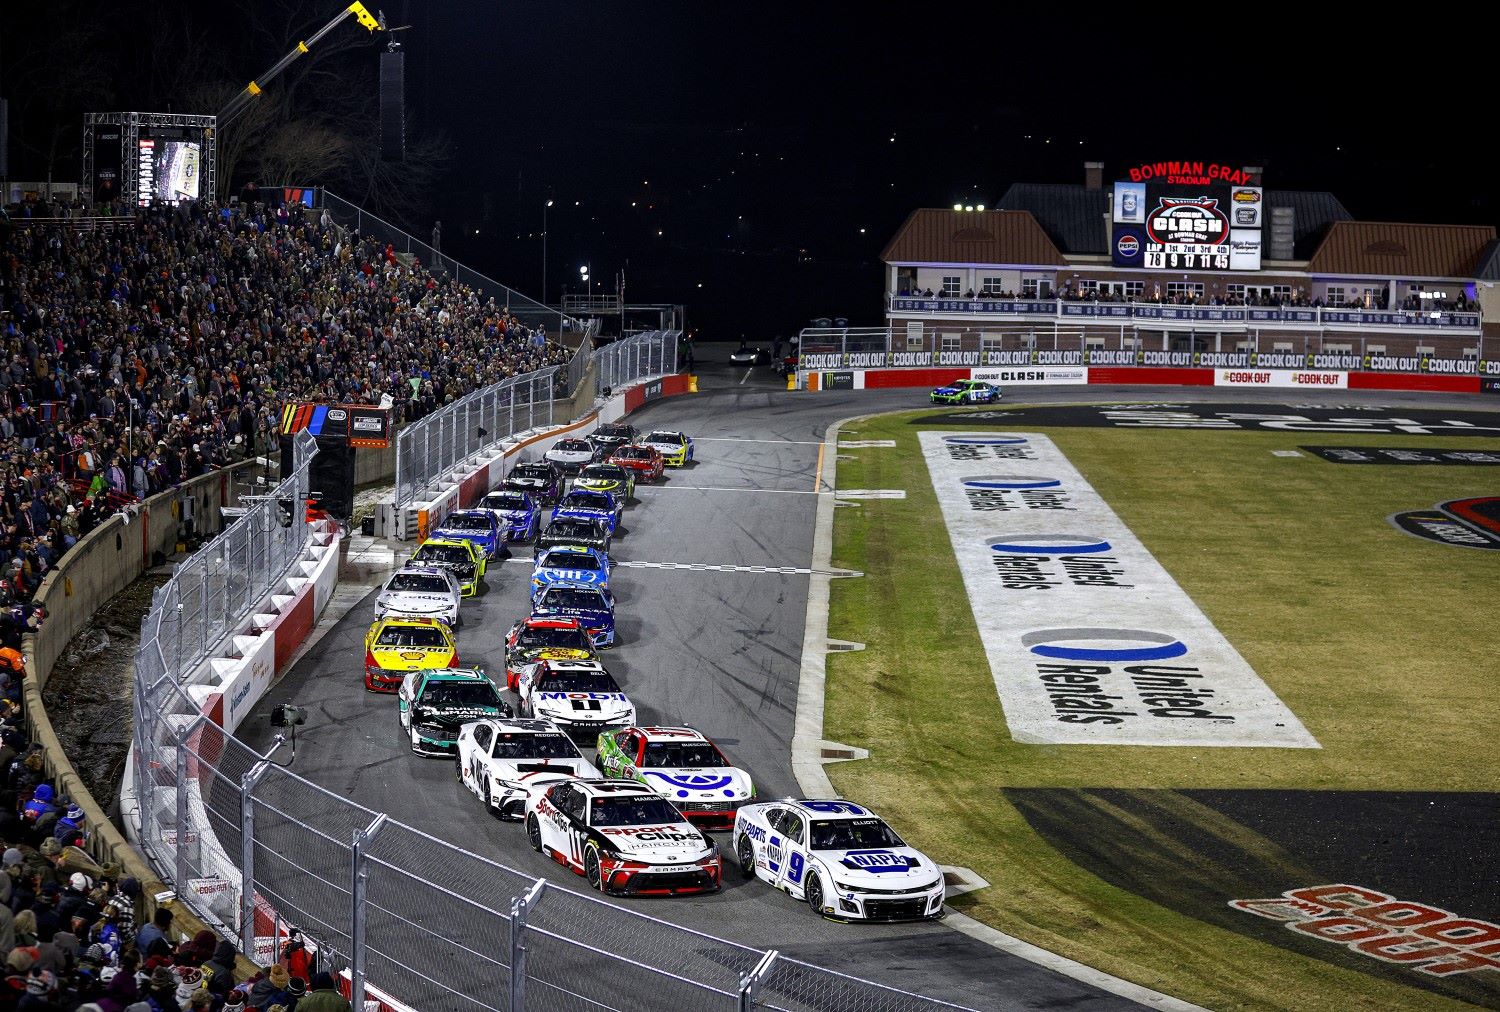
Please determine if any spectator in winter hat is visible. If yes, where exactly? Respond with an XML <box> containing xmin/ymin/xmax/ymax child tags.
<box><xmin>295</xmin><ymin>971</ymin><xmax>351</xmax><ymax>1012</ymax></box>
<box><xmin>54</xmin><ymin>804</ymin><xmax>86</xmax><ymax>847</ymax></box>
<box><xmin>22</xmin><ymin>783</ymin><xmax>56</xmax><ymax>823</ymax></box>
<box><xmin>248</xmin><ymin>963</ymin><xmax>291</xmax><ymax>1009</ymax></box>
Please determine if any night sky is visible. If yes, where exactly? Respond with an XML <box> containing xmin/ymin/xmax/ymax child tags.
<box><xmin>6</xmin><ymin>5</ymin><xmax>1497</xmax><ymax>338</ymax></box>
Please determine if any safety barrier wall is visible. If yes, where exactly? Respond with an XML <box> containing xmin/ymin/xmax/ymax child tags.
<box><xmin>800</xmin><ymin>365</ymin><xmax>1491</xmax><ymax>396</ymax></box>
<box><xmin>21</xmin><ymin>461</ymin><xmax>265</xmax><ymax>978</ymax></box>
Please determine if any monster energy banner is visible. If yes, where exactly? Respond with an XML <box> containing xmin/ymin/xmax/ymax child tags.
<box><xmin>920</xmin><ymin>431</ymin><xmax>1318</xmax><ymax>748</ymax></box>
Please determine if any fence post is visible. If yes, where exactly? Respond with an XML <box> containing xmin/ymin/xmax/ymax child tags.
<box><xmin>239</xmin><ymin>759</ymin><xmax>274</xmax><ymax>957</ymax></box>
<box><xmin>509</xmin><ymin>879</ymin><xmax>546</xmax><ymax>1012</ymax></box>
<box><xmin>350</xmin><ymin>813</ymin><xmax>388</xmax><ymax>1012</ymax></box>
<box><xmin>737</xmin><ymin>950</ymin><xmax>779</xmax><ymax>1012</ymax></box>
<box><xmin>174</xmin><ymin>718</ymin><xmax>195</xmax><ymax>892</ymax></box>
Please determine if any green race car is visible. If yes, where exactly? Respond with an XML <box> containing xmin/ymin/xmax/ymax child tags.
<box><xmin>572</xmin><ymin>462</ymin><xmax>636</xmax><ymax>502</ymax></box>
<box><xmin>929</xmin><ymin>379</ymin><xmax>1002</xmax><ymax>405</ymax></box>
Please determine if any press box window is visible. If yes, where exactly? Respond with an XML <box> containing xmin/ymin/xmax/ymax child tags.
<box><xmin>941</xmin><ymin>276</ymin><xmax>962</xmax><ymax>297</ymax></box>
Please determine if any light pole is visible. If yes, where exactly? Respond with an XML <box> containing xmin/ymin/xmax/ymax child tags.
<box><xmin>542</xmin><ymin>199</ymin><xmax>553</xmax><ymax>305</ymax></box>
<box><xmin>580</xmin><ymin>263</ymin><xmax>591</xmax><ymax>301</ymax></box>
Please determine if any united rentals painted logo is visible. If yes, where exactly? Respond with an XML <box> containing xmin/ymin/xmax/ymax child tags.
<box><xmin>1230</xmin><ymin>884</ymin><xmax>1500</xmax><ymax>977</ymax></box>
<box><xmin>1146</xmin><ymin>196</ymin><xmax>1228</xmax><ymax>246</ymax></box>
<box><xmin>921</xmin><ymin>432</ymin><xmax>1316</xmax><ymax>747</ymax></box>
<box><xmin>1389</xmin><ymin>496</ymin><xmax>1500</xmax><ymax>550</ymax></box>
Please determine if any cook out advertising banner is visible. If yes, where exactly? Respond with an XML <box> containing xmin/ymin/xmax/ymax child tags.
<box><xmin>920</xmin><ymin>431</ymin><xmax>1318</xmax><ymax>748</ymax></box>
<box><xmin>1214</xmin><ymin>369</ymin><xmax>1349</xmax><ymax>390</ymax></box>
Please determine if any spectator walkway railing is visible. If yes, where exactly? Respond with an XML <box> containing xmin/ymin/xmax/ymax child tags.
<box><xmin>318</xmin><ymin>189</ymin><xmax>580</xmax><ymax>335</ymax></box>
<box><xmin>597</xmin><ymin>328</ymin><xmax>680</xmax><ymax>394</ymax></box>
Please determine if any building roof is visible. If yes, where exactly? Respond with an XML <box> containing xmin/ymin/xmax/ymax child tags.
<box><xmin>994</xmin><ymin>183</ymin><xmax>1353</xmax><ymax>259</ymax></box>
<box><xmin>881</xmin><ymin>209</ymin><xmax>1066</xmax><ymax>267</ymax></box>
<box><xmin>1472</xmin><ymin>239</ymin><xmax>1500</xmax><ymax>281</ymax></box>
<box><xmin>1306</xmin><ymin>221</ymin><xmax>1497</xmax><ymax>279</ymax></box>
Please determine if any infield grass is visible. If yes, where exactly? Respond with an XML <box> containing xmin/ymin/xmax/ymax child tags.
<box><xmin>824</xmin><ymin>408</ymin><xmax>1500</xmax><ymax>1011</ymax></box>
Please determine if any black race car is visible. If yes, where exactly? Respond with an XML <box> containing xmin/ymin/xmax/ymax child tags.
<box><xmin>504</xmin><ymin>460</ymin><xmax>563</xmax><ymax>505</ymax></box>
<box><xmin>588</xmin><ymin>422</ymin><xmax>637</xmax><ymax>457</ymax></box>
<box><xmin>534</xmin><ymin>517</ymin><xmax>612</xmax><ymax>560</ymax></box>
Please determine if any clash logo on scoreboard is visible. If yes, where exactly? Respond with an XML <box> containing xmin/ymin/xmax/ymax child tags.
<box><xmin>1146</xmin><ymin>197</ymin><xmax>1228</xmax><ymax>246</ymax></box>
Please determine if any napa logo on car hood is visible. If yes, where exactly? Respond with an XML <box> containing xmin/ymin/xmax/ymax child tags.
<box><xmin>836</xmin><ymin>848</ymin><xmax>922</xmax><ymax>875</ymax></box>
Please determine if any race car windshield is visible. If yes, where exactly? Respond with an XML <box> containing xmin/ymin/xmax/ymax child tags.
<box><xmin>442</xmin><ymin>515</ymin><xmax>492</xmax><ymax>531</ymax></box>
<box><xmin>493</xmin><ymin>733</ymin><xmax>580</xmax><ymax>759</ymax></box>
<box><xmin>387</xmin><ymin>574</ymin><xmax>451</xmax><ymax>594</ymax></box>
<box><xmin>375</xmin><ymin>626</ymin><xmax>449</xmax><ymax>648</ymax></box>
<box><xmin>560</xmin><ymin>493</ymin><xmax>609</xmax><ymax>509</ymax></box>
<box><xmin>420</xmin><ymin>681</ymin><xmax>501</xmax><ymax>706</ymax></box>
<box><xmin>538</xmin><ymin>669</ymin><xmax>620</xmax><ymax>692</ymax></box>
<box><xmin>541</xmin><ymin>551</ymin><xmax>602</xmax><ymax>571</ymax></box>
<box><xmin>810</xmin><ymin>819</ymin><xmax>905</xmax><ymax>851</ymax></box>
<box><xmin>545</xmin><ymin>520</ymin><xmax>600</xmax><ymax>539</ymax></box>
<box><xmin>483</xmin><ymin>494</ymin><xmax>528</xmax><ymax>511</ymax></box>
<box><xmin>514</xmin><ymin>464</ymin><xmax>551</xmax><ymax>478</ymax></box>
<box><xmin>580</xmin><ymin>465</ymin><xmax>624</xmax><ymax>480</ymax></box>
<box><xmin>642</xmin><ymin>743</ymin><xmax>728</xmax><ymax>768</ymax></box>
<box><xmin>516</xmin><ymin>625</ymin><xmax>593</xmax><ymax>650</ymax></box>
<box><xmin>540</xmin><ymin>588</ymin><xmax>608</xmax><ymax>610</ymax></box>
<box><xmin>556</xmin><ymin>439</ymin><xmax>592</xmax><ymax>453</ymax></box>
<box><xmin>596</xmin><ymin>425</ymin><xmax>632</xmax><ymax>438</ymax></box>
<box><xmin>416</xmin><ymin>545</ymin><xmax>470</xmax><ymax>565</ymax></box>
<box><xmin>590</xmin><ymin>796</ymin><xmax>683</xmax><ymax>827</ymax></box>
<box><xmin>646</xmin><ymin>432</ymin><xmax>682</xmax><ymax>445</ymax></box>
<box><xmin>615</xmin><ymin>448</ymin><xmax>650</xmax><ymax>460</ymax></box>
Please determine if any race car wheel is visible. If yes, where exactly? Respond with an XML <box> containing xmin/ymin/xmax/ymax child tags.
<box><xmin>584</xmin><ymin>845</ymin><xmax>604</xmax><ymax>891</ymax></box>
<box><xmin>806</xmin><ymin>874</ymin><xmax>826</xmax><ymax>915</ymax></box>
<box><xmin>736</xmin><ymin>835</ymin><xmax>757</xmax><ymax>880</ymax></box>
<box><xmin>525</xmin><ymin>814</ymin><xmax>543</xmax><ymax>852</ymax></box>
<box><xmin>454</xmin><ymin>754</ymin><xmax>464</xmax><ymax>783</ymax></box>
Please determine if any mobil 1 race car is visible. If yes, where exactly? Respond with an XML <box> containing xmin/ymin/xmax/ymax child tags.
<box><xmin>477</xmin><ymin>489</ymin><xmax>541</xmax><ymax>544</ymax></box>
<box><xmin>504</xmin><ymin>615</ymin><xmax>598</xmax><ymax>690</ymax></box>
<box><xmin>596</xmin><ymin>727</ymin><xmax>754</xmax><ymax>831</ymax></box>
<box><xmin>929</xmin><ymin>378</ymin><xmax>1001</xmax><ymax>405</ymax></box>
<box><xmin>456</xmin><ymin>717</ymin><xmax>601</xmax><ymax>819</ymax></box>
<box><xmin>733</xmin><ymin>799</ymin><xmax>945</xmax><ymax>922</ymax></box>
<box><xmin>374</xmin><ymin>566</ymin><xmax>462</xmax><ymax>627</ymax></box>
<box><xmin>515</xmin><ymin>659</ymin><xmax>635</xmax><ymax>740</ymax></box>
<box><xmin>545</xmin><ymin>437</ymin><xmax>601</xmax><ymax>475</ymax></box>
<box><xmin>552</xmin><ymin>489</ymin><xmax>622</xmax><ymax>535</ymax></box>
<box><xmin>534</xmin><ymin>516</ymin><xmax>611</xmax><ymax>559</ymax></box>
<box><xmin>588</xmin><ymin>422</ymin><xmax>638</xmax><ymax>457</ymax></box>
<box><xmin>525</xmin><ymin>778</ymin><xmax>722</xmax><ymax>896</ymax></box>
<box><xmin>504</xmin><ymin>461</ymin><xmax>564</xmax><ymax>505</ymax></box>
<box><xmin>531</xmin><ymin>545</ymin><xmax>611</xmax><ymax>600</ymax></box>
<box><xmin>529</xmin><ymin>584</ymin><xmax>617</xmax><ymax>649</ymax></box>
<box><xmin>430</xmin><ymin>510</ymin><xmax>503</xmax><ymax>561</ymax></box>
<box><xmin>640</xmin><ymin>430</ymin><xmax>694</xmax><ymax>468</ymax></box>
<box><xmin>397</xmin><ymin>668</ymin><xmax>512</xmax><ymax>756</ymax></box>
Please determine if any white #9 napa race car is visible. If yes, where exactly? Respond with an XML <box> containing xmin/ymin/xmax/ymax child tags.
<box><xmin>733</xmin><ymin>799</ymin><xmax>945</xmax><ymax>922</ymax></box>
<box><xmin>455</xmin><ymin>717</ymin><xmax>601</xmax><ymax>819</ymax></box>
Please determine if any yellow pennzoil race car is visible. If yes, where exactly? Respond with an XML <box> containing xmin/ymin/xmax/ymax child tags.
<box><xmin>364</xmin><ymin>616</ymin><xmax>459</xmax><ymax>692</ymax></box>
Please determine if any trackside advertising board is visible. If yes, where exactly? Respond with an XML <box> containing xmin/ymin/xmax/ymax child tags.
<box><xmin>1214</xmin><ymin>369</ymin><xmax>1349</xmax><ymax>389</ymax></box>
<box><xmin>920</xmin><ymin>431</ymin><xmax>1318</xmax><ymax>748</ymax></box>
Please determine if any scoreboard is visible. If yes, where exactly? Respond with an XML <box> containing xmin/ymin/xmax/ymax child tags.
<box><xmin>1111</xmin><ymin>162</ymin><xmax>1263</xmax><ymax>271</ymax></box>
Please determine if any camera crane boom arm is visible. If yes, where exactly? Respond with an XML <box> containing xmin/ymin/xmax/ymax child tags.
<box><xmin>217</xmin><ymin>2</ymin><xmax>383</xmax><ymax>132</ymax></box>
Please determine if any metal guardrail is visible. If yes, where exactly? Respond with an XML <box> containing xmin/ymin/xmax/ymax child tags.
<box><xmin>126</xmin><ymin>386</ymin><xmax>975</xmax><ymax>1012</ymax></box>
<box><xmin>797</xmin><ymin>326</ymin><xmax>1494</xmax><ymax>376</ymax></box>
<box><xmin>393</xmin><ymin>368</ymin><xmax>559</xmax><ymax>509</ymax></box>
<box><xmin>597</xmin><ymin>328</ymin><xmax>680</xmax><ymax>393</ymax></box>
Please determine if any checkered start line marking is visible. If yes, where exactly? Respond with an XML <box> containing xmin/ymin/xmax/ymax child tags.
<box><xmin>501</xmin><ymin>557</ymin><xmax>816</xmax><ymax>575</ymax></box>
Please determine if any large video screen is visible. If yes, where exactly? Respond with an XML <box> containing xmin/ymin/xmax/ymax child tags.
<box><xmin>1112</xmin><ymin>169</ymin><xmax>1263</xmax><ymax>271</ymax></box>
<box><xmin>137</xmin><ymin>138</ymin><xmax>202</xmax><ymax>205</ymax></box>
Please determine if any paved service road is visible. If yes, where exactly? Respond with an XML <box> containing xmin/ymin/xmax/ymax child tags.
<box><xmin>239</xmin><ymin>366</ymin><xmax>1495</xmax><ymax>1009</ymax></box>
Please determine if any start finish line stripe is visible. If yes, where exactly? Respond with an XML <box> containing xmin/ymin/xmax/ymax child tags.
<box><xmin>921</xmin><ymin>430</ymin><xmax>1318</xmax><ymax>749</ymax></box>
<box><xmin>501</xmin><ymin>557</ymin><xmax>813</xmax><ymax>575</ymax></box>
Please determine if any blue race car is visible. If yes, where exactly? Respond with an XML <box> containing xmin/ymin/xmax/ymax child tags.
<box><xmin>531</xmin><ymin>546</ymin><xmax>612</xmax><ymax>601</ymax></box>
<box><xmin>531</xmin><ymin>583</ymin><xmax>618</xmax><ymax>648</ymax></box>
<box><xmin>430</xmin><ymin>510</ymin><xmax>503</xmax><ymax>560</ymax></box>
<box><xmin>478</xmin><ymin>489</ymin><xmax>541</xmax><ymax>543</ymax></box>
<box><xmin>929</xmin><ymin>379</ymin><xmax>1002</xmax><ymax>405</ymax></box>
<box><xmin>552</xmin><ymin>488</ymin><xmax>622</xmax><ymax>535</ymax></box>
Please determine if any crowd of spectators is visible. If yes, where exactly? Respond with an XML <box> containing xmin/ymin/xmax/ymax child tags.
<box><xmin>0</xmin><ymin>676</ymin><xmax>353</xmax><ymax>1011</ymax></box>
<box><xmin>0</xmin><ymin>194</ymin><xmax>571</xmax><ymax>617</ymax></box>
<box><xmin>896</xmin><ymin>282</ymin><xmax>1479</xmax><ymax>312</ymax></box>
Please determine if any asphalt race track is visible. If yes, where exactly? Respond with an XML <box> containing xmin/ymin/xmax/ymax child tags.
<box><xmin>235</xmin><ymin>361</ymin><xmax>1497</xmax><ymax>1010</ymax></box>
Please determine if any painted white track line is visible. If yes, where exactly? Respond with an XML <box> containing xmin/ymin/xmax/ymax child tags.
<box><xmin>792</xmin><ymin>413</ymin><xmax>1207</xmax><ymax>1012</ymax></box>
<box><xmin>639</xmin><ymin>484</ymin><xmax>823</xmax><ymax>494</ymax></box>
<box><xmin>501</xmin><ymin>557</ymin><xmax>818</xmax><ymax>575</ymax></box>
<box><xmin>694</xmin><ymin>436</ymin><xmax>827</xmax><ymax>445</ymax></box>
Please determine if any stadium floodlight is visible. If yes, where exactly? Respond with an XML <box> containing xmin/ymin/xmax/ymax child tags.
<box><xmin>964</xmin><ymin>205</ymin><xmax>974</xmax><ymax>212</ymax></box>
<box><xmin>976</xmin><ymin>204</ymin><xmax>986</xmax><ymax>211</ymax></box>
<box><xmin>952</xmin><ymin>203</ymin><xmax>963</xmax><ymax>211</ymax></box>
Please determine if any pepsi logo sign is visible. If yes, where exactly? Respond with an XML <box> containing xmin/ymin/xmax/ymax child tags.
<box><xmin>1116</xmin><ymin>234</ymin><xmax>1140</xmax><ymax>257</ymax></box>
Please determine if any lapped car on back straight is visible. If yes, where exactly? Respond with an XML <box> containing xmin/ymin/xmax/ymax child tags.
<box><xmin>929</xmin><ymin>378</ymin><xmax>1002</xmax><ymax>405</ymax></box>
